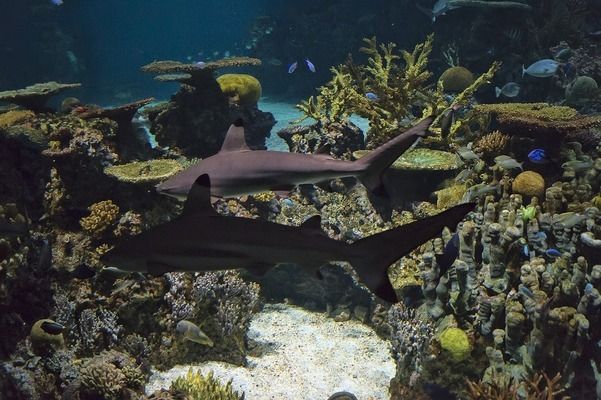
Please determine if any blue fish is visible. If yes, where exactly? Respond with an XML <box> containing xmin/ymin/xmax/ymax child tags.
<box><xmin>546</xmin><ymin>248</ymin><xmax>561</xmax><ymax>258</ymax></box>
<box><xmin>528</xmin><ymin>148</ymin><xmax>549</xmax><ymax>164</ymax></box>
<box><xmin>519</xmin><ymin>285</ymin><xmax>534</xmax><ymax>299</ymax></box>
<box><xmin>365</xmin><ymin>92</ymin><xmax>379</xmax><ymax>101</ymax></box>
<box><xmin>288</xmin><ymin>61</ymin><xmax>298</xmax><ymax>74</ymax></box>
<box><xmin>584</xmin><ymin>283</ymin><xmax>594</xmax><ymax>295</ymax></box>
<box><xmin>194</xmin><ymin>61</ymin><xmax>207</xmax><ymax>69</ymax></box>
<box><xmin>522</xmin><ymin>244</ymin><xmax>530</xmax><ymax>258</ymax></box>
<box><xmin>534</xmin><ymin>231</ymin><xmax>547</xmax><ymax>241</ymax></box>
<box><xmin>522</xmin><ymin>59</ymin><xmax>560</xmax><ymax>78</ymax></box>
<box><xmin>305</xmin><ymin>59</ymin><xmax>316</xmax><ymax>73</ymax></box>
<box><xmin>50</xmin><ymin>0</ymin><xmax>63</xmax><ymax>4</ymax></box>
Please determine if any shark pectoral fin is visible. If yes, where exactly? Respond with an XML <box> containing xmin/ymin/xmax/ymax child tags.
<box><xmin>147</xmin><ymin>261</ymin><xmax>173</xmax><ymax>277</ymax></box>
<box><xmin>246</xmin><ymin>263</ymin><xmax>273</xmax><ymax>277</ymax></box>
<box><xmin>183</xmin><ymin>174</ymin><xmax>219</xmax><ymax>216</ymax></box>
<box><xmin>219</xmin><ymin>119</ymin><xmax>251</xmax><ymax>152</ymax></box>
<box><xmin>300</xmin><ymin>215</ymin><xmax>322</xmax><ymax>230</ymax></box>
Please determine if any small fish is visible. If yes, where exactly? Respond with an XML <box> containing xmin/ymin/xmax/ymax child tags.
<box><xmin>519</xmin><ymin>285</ymin><xmax>534</xmax><ymax>299</ymax></box>
<box><xmin>561</xmin><ymin>158</ymin><xmax>593</xmax><ymax>172</ymax></box>
<box><xmin>586</xmin><ymin>30</ymin><xmax>601</xmax><ymax>39</ymax></box>
<box><xmin>288</xmin><ymin>61</ymin><xmax>298</xmax><ymax>74</ymax></box>
<box><xmin>456</xmin><ymin>147</ymin><xmax>479</xmax><ymax>161</ymax></box>
<box><xmin>522</xmin><ymin>59</ymin><xmax>560</xmax><ymax>78</ymax></box>
<box><xmin>305</xmin><ymin>59</ymin><xmax>316</xmax><ymax>73</ymax></box>
<box><xmin>50</xmin><ymin>0</ymin><xmax>63</xmax><ymax>5</ymax></box>
<box><xmin>40</xmin><ymin>320</ymin><xmax>65</xmax><ymax>335</ymax></box>
<box><xmin>454</xmin><ymin>168</ymin><xmax>471</xmax><ymax>182</ymax></box>
<box><xmin>545</xmin><ymin>248</ymin><xmax>561</xmax><ymax>258</ymax></box>
<box><xmin>522</xmin><ymin>244</ymin><xmax>530</xmax><ymax>258</ymax></box>
<box><xmin>365</xmin><ymin>92</ymin><xmax>379</xmax><ymax>101</ymax></box>
<box><xmin>100</xmin><ymin>266</ymin><xmax>132</xmax><ymax>279</ymax></box>
<box><xmin>553</xmin><ymin>212</ymin><xmax>586</xmax><ymax>228</ymax></box>
<box><xmin>554</xmin><ymin>47</ymin><xmax>573</xmax><ymax>61</ymax></box>
<box><xmin>440</xmin><ymin>105</ymin><xmax>460</xmax><ymax>137</ymax></box>
<box><xmin>435</xmin><ymin>233</ymin><xmax>459</xmax><ymax>278</ymax></box>
<box><xmin>528</xmin><ymin>149</ymin><xmax>549</xmax><ymax>164</ymax></box>
<box><xmin>463</xmin><ymin>183</ymin><xmax>499</xmax><ymax>202</ymax></box>
<box><xmin>494</xmin><ymin>155</ymin><xmax>523</xmax><ymax>170</ymax></box>
<box><xmin>495</xmin><ymin>82</ymin><xmax>520</xmax><ymax>98</ymax></box>
<box><xmin>194</xmin><ymin>61</ymin><xmax>206</xmax><ymax>69</ymax></box>
<box><xmin>534</xmin><ymin>231</ymin><xmax>547</xmax><ymax>241</ymax></box>
<box><xmin>584</xmin><ymin>283</ymin><xmax>594</xmax><ymax>295</ymax></box>
<box><xmin>416</xmin><ymin>0</ymin><xmax>460</xmax><ymax>22</ymax></box>
<box><xmin>266</xmin><ymin>58</ymin><xmax>282</xmax><ymax>66</ymax></box>
<box><xmin>176</xmin><ymin>320</ymin><xmax>214</xmax><ymax>347</ymax></box>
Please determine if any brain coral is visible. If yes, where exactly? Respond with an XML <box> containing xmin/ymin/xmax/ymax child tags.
<box><xmin>439</xmin><ymin>327</ymin><xmax>471</xmax><ymax>361</ymax></box>
<box><xmin>512</xmin><ymin>171</ymin><xmax>545</xmax><ymax>198</ymax></box>
<box><xmin>217</xmin><ymin>74</ymin><xmax>262</xmax><ymax>106</ymax></box>
<box><xmin>439</xmin><ymin>66</ymin><xmax>474</xmax><ymax>92</ymax></box>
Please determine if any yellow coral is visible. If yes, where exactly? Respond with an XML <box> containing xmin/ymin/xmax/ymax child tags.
<box><xmin>80</xmin><ymin>200</ymin><xmax>120</xmax><ymax>236</ymax></box>
<box><xmin>439</xmin><ymin>327</ymin><xmax>471</xmax><ymax>361</ymax></box>
<box><xmin>439</xmin><ymin>66</ymin><xmax>474</xmax><ymax>92</ymax></box>
<box><xmin>435</xmin><ymin>183</ymin><xmax>468</xmax><ymax>209</ymax></box>
<box><xmin>170</xmin><ymin>369</ymin><xmax>243</xmax><ymax>400</ymax></box>
<box><xmin>217</xmin><ymin>74</ymin><xmax>262</xmax><ymax>106</ymax></box>
<box><xmin>0</xmin><ymin>110</ymin><xmax>35</xmax><ymax>129</ymax></box>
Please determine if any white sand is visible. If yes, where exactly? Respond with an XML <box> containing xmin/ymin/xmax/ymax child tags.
<box><xmin>146</xmin><ymin>303</ymin><xmax>395</xmax><ymax>400</ymax></box>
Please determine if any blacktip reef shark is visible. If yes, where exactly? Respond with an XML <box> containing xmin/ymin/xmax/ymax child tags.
<box><xmin>102</xmin><ymin>174</ymin><xmax>475</xmax><ymax>303</ymax></box>
<box><xmin>156</xmin><ymin>117</ymin><xmax>433</xmax><ymax>199</ymax></box>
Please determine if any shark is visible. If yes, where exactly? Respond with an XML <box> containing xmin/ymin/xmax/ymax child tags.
<box><xmin>102</xmin><ymin>174</ymin><xmax>475</xmax><ymax>303</ymax></box>
<box><xmin>156</xmin><ymin>117</ymin><xmax>433</xmax><ymax>199</ymax></box>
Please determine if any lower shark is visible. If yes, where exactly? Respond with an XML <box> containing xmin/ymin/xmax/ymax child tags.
<box><xmin>102</xmin><ymin>174</ymin><xmax>475</xmax><ymax>303</ymax></box>
<box><xmin>157</xmin><ymin>117</ymin><xmax>433</xmax><ymax>199</ymax></box>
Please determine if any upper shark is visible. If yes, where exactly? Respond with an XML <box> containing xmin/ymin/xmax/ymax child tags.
<box><xmin>102</xmin><ymin>174</ymin><xmax>474</xmax><ymax>303</ymax></box>
<box><xmin>156</xmin><ymin>117</ymin><xmax>433</xmax><ymax>199</ymax></box>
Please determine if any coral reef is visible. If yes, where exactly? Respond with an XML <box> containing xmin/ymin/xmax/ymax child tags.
<box><xmin>80</xmin><ymin>200</ymin><xmax>120</xmax><ymax>237</ymax></box>
<box><xmin>104</xmin><ymin>159</ymin><xmax>183</xmax><ymax>184</ymax></box>
<box><xmin>0</xmin><ymin>82</ymin><xmax>81</xmax><ymax>112</ymax></box>
<box><xmin>512</xmin><ymin>171</ymin><xmax>545</xmax><ymax>198</ymax></box>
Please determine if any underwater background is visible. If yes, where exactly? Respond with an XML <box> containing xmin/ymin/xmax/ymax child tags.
<box><xmin>2</xmin><ymin>0</ymin><xmax>601</xmax><ymax>399</ymax></box>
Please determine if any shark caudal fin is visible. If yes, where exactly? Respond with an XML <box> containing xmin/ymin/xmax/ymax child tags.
<box><xmin>355</xmin><ymin>117</ymin><xmax>433</xmax><ymax>195</ymax></box>
<box><xmin>350</xmin><ymin>202</ymin><xmax>475</xmax><ymax>303</ymax></box>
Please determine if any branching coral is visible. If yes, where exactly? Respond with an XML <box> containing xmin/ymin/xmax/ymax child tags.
<box><xmin>466</xmin><ymin>372</ymin><xmax>569</xmax><ymax>400</ymax></box>
<box><xmin>80</xmin><ymin>200</ymin><xmax>120</xmax><ymax>237</ymax></box>
<box><xmin>0</xmin><ymin>82</ymin><xmax>81</xmax><ymax>111</ymax></box>
<box><xmin>473</xmin><ymin>130</ymin><xmax>509</xmax><ymax>158</ymax></box>
<box><xmin>170</xmin><ymin>369</ymin><xmax>243</xmax><ymax>400</ymax></box>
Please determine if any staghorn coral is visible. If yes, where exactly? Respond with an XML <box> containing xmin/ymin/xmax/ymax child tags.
<box><xmin>170</xmin><ymin>369</ymin><xmax>243</xmax><ymax>400</ymax></box>
<box><xmin>217</xmin><ymin>74</ymin><xmax>262</xmax><ymax>106</ymax></box>
<box><xmin>80</xmin><ymin>200</ymin><xmax>120</xmax><ymax>237</ymax></box>
<box><xmin>104</xmin><ymin>159</ymin><xmax>183</xmax><ymax>184</ymax></box>
<box><xmin>473</xmin><ymin>130</ymin><xmax>510</xmax><ymax>158</ymax></box>
<box><xmin>466</xmin><ymin>372</ymin><xmax>569</xmax><ymax>400</ymax></box>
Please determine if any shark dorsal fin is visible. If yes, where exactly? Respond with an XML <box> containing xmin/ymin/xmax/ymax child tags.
<box><xmin>220</xmin><ymin>119</ymin><xmax>250</xmax><ymax>152</ymax></box>
<box><xmin>183</xmin><ymin>174</ymin><xmax>218</xmax><ymax>216</ymax></box>
<box><xmin>300</xmin><ymin>215</ymin><xmax>322</xmax><ymax>230</ymax></box>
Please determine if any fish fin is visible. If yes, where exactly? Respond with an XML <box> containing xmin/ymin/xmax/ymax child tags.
<box><xmin>350</xmin><ymin>203</ymin><xmax>475</xmax><ymax>303</ymax></box>
<box><xmin>522</xmin><ymin>65</ymin><xmax>526</xmax><ymax>78</ymax></box>
<box><xmin>495</xmin><ymin>87</ymin><xmax>501</xmax><ymax>97</ymax></box>
<box><xmin>147</xmin><ymin>262</ymin><xmax>173</xmax><ymax>277</ymax></box>
<box><xmin>356</xmin><ymin>117</ymin><xmax>432</xmax><ymax>195</ymax></box>
<box><xmin>220</xmin><ymin>119</ymin><xmax>250</xmax><ymax>152</ymax></box>
<box><xmin>246</xmin><ymin>263</ymin><xmax>273</xmax><ymax>277</ymax></box>
<box><xmin>300</xmin><ymin>215</ymin><xmax>322</xmax><ymax>230</ymax></box>
<box><xmin>182</xmin><ymin>174</ymin><xmax>219</xmax><ymax>216</ymax></box>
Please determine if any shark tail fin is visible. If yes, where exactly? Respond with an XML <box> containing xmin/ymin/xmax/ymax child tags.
<box><xmin>355</xmin><ymin>117</ymin><xmax>433</xmax><ymax>196</ymax></box>
<box><xmin>350</xmin><ymin>203</ymin><xmax>475</xmax><ymax>303</ymax></box>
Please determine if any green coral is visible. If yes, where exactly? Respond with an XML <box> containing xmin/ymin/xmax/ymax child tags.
<box><xmin>565</xmin><ymin>76</ymin><xmax>599</xmax><ymax>107</ymax></box>
<box><xmin>104</xmin><ymin>159</ymin><xmax>183</xmax><ymax>184</ymax></box>
<box><xmin>439</xmin><ymin>66</ymin><xmax>474</xmax><ymax>92</ymax></box>
<box><xmin>170</xmin><ymin>369</ymin><xmax>243</xmax><ymax>400</ymax></box>
<box><xmin>217</xmin><ymin>74</ymin><xmax>262</xmax><ymax>106</ymax></box>
<box><xmin>80</xmin><ymin>200</ymin><xmax>120</xmax><ymax>236</ymax></box>
<box><xmin>30</xmin><ymin>319</ymin><xmax>64</xmax><ymax>356</ymax></box>
<box><xmin>79</xmin><ymin>361</ymin><xmax>126</xmax><ymax>400</ymax></box>
<box><xmin>439</xmin><ymin>327</ymin><xmax>471</xmax><ymax>361</ymax></box>
<box><xmin>520</xmin><ymin>205</ymin><xmax>537</xmax><ymax>222</ymax></box>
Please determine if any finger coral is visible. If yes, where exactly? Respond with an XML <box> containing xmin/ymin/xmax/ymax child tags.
<box><xmin>80</xmin><ymin>200</ymin><xmax>120</xmax><ymax>236</ymax></box>
<box><xmin>217</xmin><ymin>74</ymin><xmax>262</xmax><ymax>106</ymax></box>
